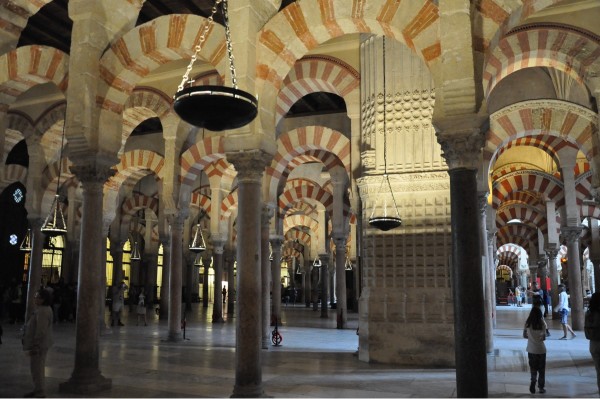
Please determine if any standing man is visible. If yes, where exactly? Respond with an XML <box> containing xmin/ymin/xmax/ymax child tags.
<box><xmin>556</xmin><ymin>284</ymin><xmax>576</xmax><ymax>340</ymax></box>
<box><xmin>111</xmin><ymin>281</ymin><xmax>128</xmax><ymax>327</ymax></box>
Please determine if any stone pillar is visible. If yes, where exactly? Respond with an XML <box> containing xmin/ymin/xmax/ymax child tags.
<box><xmin>562</xmin><ymin>226</ymin><xmax>585</xmax><ymax>330</ymax></box>
<box><xmin>159</xmin><ymin>237</ymin><xmax>170</xmax><ymax>319</ymax></box>
<box><xmin>270</xmin><ymin>236</ymin><xmax>284</xmax><ymax>326</ymax></box>
<box><xmin>261</xmin><ymin>205</ymin><xmax>273</xmax><ymax>349</ymax></box>
<box><xmin>145</xmin><ymin>251</ymin><xmax>158</xmax><ymax>308</ymax></box>
<box><xmin>319</xmin><ymin>254</ymin><xmax>329</xmax><ymax>318</ymax></box>
<box><xmin>333</xmin><ymin>235</ymin><xmax>348</xmax><ymax>328</ymax></box>
<box><xmin>486</xmin><ymin>230</ymin><xmax>497</xmax><ymax>328</ymax></box>
<box><xmin>478</xmin><ymin>192</ymin><xmax>493</xmax><ymax>353</ymax></box>
<box><xmin>545</xmin><ymin>248</ymin><xmax>560</xmax><ymax>317</ymax></box>
<box><xmin>184</xmin><ymin>253</ymin><xmax>193</xmax><ymax>312</ymax></box>
<box><xmin>537</xmin><ymin>256</ymin><xmax>549</xmax><ymax>316</ymax></box>
<box><xmin>305</xmin><ymin>263</ymin><xmax>312</xmax><ymax>308</ymax></box>
<box><xmin>227</xmin><ymin>251</ymin><xmax>235</xmax><ymax>315</ymax></box>
<box><xmin>110</xmin><ymin>240</ymin><xmax>125</xmax><ymax>288</ymax></box>
<box><xmin>202</xmin><ymin>251</ymin><xmax>210</xmax><ymax>308</ymax></box>
<box><xmin>212</xmin><ymin>240</ymin><xmax>225</xmax><ymax>323</ymax></box>
<box><xmin>59</xmin><ymin>165</ymin><xmax>113</xmax><ymax>394</ymax></box>
<box><xmin>436</xmin><ymin>125</ymin><xmax>488</xmax><ymax>398</ymax></box>
<box><xmin>25</xmin><ymin>218</ymin><xmax>44</xmax><ymax>321</ymax></box>
<box><xmin>167</xmin><ymin>213</ymin><xmax>185</xmax><ymax>341</ymax></box>
<box><xmin>227</xmin><ymin>150</ymin><xmax>271</xmax><ymax>397</ymax></box>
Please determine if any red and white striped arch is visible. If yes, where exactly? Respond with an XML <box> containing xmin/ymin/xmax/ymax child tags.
<box><xmin>496</xmin><ymin>204</ymin><xmax>547</xmax><ymax>236</ymax></box>
<box><xmin>483</xmin><ymin>25</ymin><xmax>600</xmax><ymax>99</ymax></box>
<box><xmin>256</xmin><ymin>0</ymin><xmax>440</xmax><ymax>133</ymax></box>
<box><xmin>190</xmin><ymin>191</ymin><xmax>211</xmax><ymax>214</ymax></box>
<box><xmin>279</xmin><ymin>183</ymin><xmax>333</xmax><ymax>218</ymax></box>
<box><xmin>4</xmin><ymin>111</ymin><xmax>34</xmax><ymax>159</ymax></box>
<box><xmin>98</xmin><ymin>14</ymin><xmax>225</xmax><ymax>115</ymax></box>
<box><xmin>497</xmin><ymin>224</ymin><xmax>536</xmax><ymax>249</ymax></box>
<box><xmin>0</xmin><ymin>46</ymin><xmax>68</xmax><ymax>112</ymax></box>
<box><xmin>267</xmin><ymin>126</ymin><xmax>350</xmax><ymax>199</ymax></box>
<box><xmin>283</xmin><ymin>228</ymin><xmax>312</xmax><ymax>247</ymax></box>
<box><xmin>180</xmin><ymin>136</ymin><xmax>226</xmax><ymax>188</ymax></box>
<box><xmin>497</xmin><ymin>242</ymin><xmax>525</xmax><ymax>260</ymax></box>
<box><xmin>492</xmin><ymin>171</ymin><xmax>564</xmax><ymax>209</ymax></box>
<box><xmin>575</xmin><ymin>170</ymin><xmax>593</xmax><ymax>206</ymax></box>
<box><xmin>487</xmin><ymin>100</ymin><xmax>597</xmax><ymax>163</ymax></box>
<box><xmin>108</xmin><ymin>150</ymin><xmax>165</xmax><ymax>191</ymax></box>
<box><xmin>220</xmin><ymin>190</ymin><xmax>238</xmax><ymax>221</ymax></box>
<box><xmin>275</xmin><ymin>55</ymin><xmax>359</xmax><ymax>126</ymax></box>
<box><xmin>121</xmin><ymin>194</ymin><xmax>159</xmax><ymax>220</ymax></box>
<box><xmin>0</xmin><ymin>164</ymin><xmax>27</xmax><ymax>191</ymax></box>
<box><xmin>284</xmin><ymin>214</ymin><xmax>319</xmax><ymax>235</ymax></box>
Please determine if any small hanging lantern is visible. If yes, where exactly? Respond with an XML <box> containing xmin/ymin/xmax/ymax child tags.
<box><xmin>20</xmin><ymin>228</ymin><xmax>32</xmax><ymax>252</ymax></box>
<box><xmin>312</xmin><ymin>255</ymin><xmax>322</xmax><ymax>268</ymax></box>
<box><xmin>42</xmin><ymin>111</ymin><xmax>68</xmax><ymax>236</ymax></box>
<box><xmin>368</xmin><ymin>36</ymin><xmax>401</xmax><ymax>232</ymax></box>
<box><xmin>189</xmin><ymin>223</ymin><xmax>207</xmax><ymax>253</ymax></box>
<box><xmin>173</xmin><ymin>0</ymin><xmax>257</xmax><ymax>131</ymax></box>
<box><xmin>130</xmin><ymin>240</ymin><xmax>141</xmax><ymax>261</ymax></box>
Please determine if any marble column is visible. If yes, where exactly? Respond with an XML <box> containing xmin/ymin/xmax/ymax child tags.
<box><xmin>562</xmin><ymin>226</ymin><xmax>585</xmax><ymax>330</ymax></box>
<box><xmin>227</xmin><ymin>150</ymin><xmax>271</xmax><ymax>397</ymax></box>
<box><xmin>270</xmin><ymin>236</ymin><xmax>284</xmax><ymax>326</ymax></box>
<box><xmin>436</xmin><ymin>126</ymin><xmax>488</xmax><ymax>398</ymax></box>
<box><xmin>167</xmin><ymin>213</ymin><xmax>185</xmax><ymax>341</ymax></box>
<box><xmin>202</xmin><ymin>251</ymin><xmax>210</xmax><ymax>308</ymax></box>
<box><xmin>59</xmin><ymin>165</ymin><xmax>113</xmax><ymax>394</ymax></box>
<box><xmin>333</xmin><ymin>235</ymin><xmax>348</xmax><ymax>329</ymax></box>
<box><xmin>261</xmin><ymin>205</ymin><xmax>273</xmax><ymax>349</ymax></box>
<box><xmin>319</xmin><ymin>254</ymin><xmax>329</xmax><ymax>318</ymax></box>
<box><xmin>545</xmin><ymin>248</ymin><xmax>560</xmax><ymax>317</ymax></box>
<box><xmin>145</xmin><ymin>252</ymin><xmax>158</xmax><ymax>308</ymax></box>
<box><xmin>212</xmin><ymin>240</ymin><xmax>225</xmax><ymax>323</ymax></box>
<box><xmin>25</xmin><ymin>218</ymin><xmax>44</xmax><ymax>321</ymax></box>
<box><xmin>227</xmin><ymin>251</ymin><xmax>235</xmax><ymax>315</ymax></box>
<box><xmin>159</xmin><ymin>237</ymin><xmax>170</xmax><ymax>319</ymax></box>
<box><xmin>184</xmin><ymin>253</ymin><xmax>193</xmax><ymax>312</ymax></box>
<box><xmin>478</xmin><ymin>193</ymin><xmax>493</xmax><ymax>353</ymax></box>
<box><xmin>486</xmin><ymin>230</ymin><xmax>497</xmax><ymax>328</ymax></box>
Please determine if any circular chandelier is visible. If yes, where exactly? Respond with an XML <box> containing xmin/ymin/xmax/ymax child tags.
<box><xmin>173</xmin><ymin>0</ymin><xmax>258</xmax><ymax>131</ymax></box>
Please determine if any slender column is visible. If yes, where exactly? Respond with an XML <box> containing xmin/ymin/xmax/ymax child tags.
<box><xmin>333</xmin><ymin>235</ymin><xmax>347</xmax><ymax>328</ymax></box>
<box><xmin>486</xmin><ymin>230</ymin><xmax>497</xmax><ymax>328</ymax></box>
<box><xmin>478</xmin><ymin>193</ymin><xmax>493</xmax><ymax>353</ymax></box>
<box><xmin>562</xmin><ymin>226</ymin><xmax>585</xmax><ymax>330</ymax></box>
<box><xmin>537</xmin><ymin>256</ymin><xmax>549</xmax><ymax>316</ymax></box>
<box><xmin>319</xmin><ymin>254</ymin><xmax>329</xmax><ymax>318</ymax></box>
<box><xmin>159</xmin><ymin>237</ymin><xmax>170</xmax><ymax>319</ymax></box>
<box><xmin>227</xmin><ymin>150</ymin><xmax>271</xmax><ymax>397</ymax></box>
<box><xmin>202</xmin><ymin>251</ymin><xmax>211</xmax><ymax>308</ymax></box>
<box><xmin>60</xmin><ymin>165</ymin><xmax>113</xmax><ymax>394</ymax></box>
<box><xmin>184</xmin><ymin>253</ymin><xmax>193</xmax><ymax>312</ymax></box>
<box><xmin>227</xmin><ymin>251</ymin><xmax>235</xmax><ymax>315</ymax></box>
<box><xmin>167</xmin><ymin>213</ymin><xmax>185</xmax><ymax>341</ymax></box>
<box><xmin>270</xmin><ymin>236</ymin><xmax>284</xmax><ymax>325</ymax></box>
<box><xmin>305</xmin><ymin>263</ymin><xmax>312</xmax><ymax>307</ymax></box>
<box><xmin>145</xmin><ymin>251</ymin><xmax>158</xmax><ymax>307</ymax></box>
<box><xmin>437</xmin><ymin>125</ymin><xmax>488</xmax><ymax>398</ymax></box>
<box><xmin>212</xmin><ymin>240</ymin><xmax>225</xmax><ymax>323</ymax></box>
<box><xmin>261</xmin><ymin>205</ymin><xmax>273</xmax><ymax>348</ymax></box>
<box><xmin>110</xmin><ymin>240</ymin><xmax>125</xmax><ymax>287</ymax></box>
<box><xmin>545</xmin><ymin>248</ymin><xmax>559</xmax><ymax>317</ymax></box>
<box><xmin>25</xmin><ymin>218</ymin><xmax>44</xmax><ymax>321</ymax></box>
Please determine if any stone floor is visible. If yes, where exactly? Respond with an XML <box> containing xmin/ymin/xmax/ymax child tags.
<box><xmin>0</xmin><ymin>301</ymin><xmax>598</xmax><ymax>398</ymax></box>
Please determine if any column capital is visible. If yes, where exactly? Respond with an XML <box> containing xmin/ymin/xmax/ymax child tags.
<box><xmin>544</xmin><ymin>247</ymin><xmax>559</xmax><ymax>259</ymax></box>
<box><xmin>168</xmin><ymin>212</ymin><xmax>187</xmax><ymax>230</ymax></box>
<box><xmin>332</xmin><ymin>235</ymin><xmax>347</xmax><ymax>248</ymax></box>
<box><xmin>561</xmin><ymin>226</ymin><xmax>583</xmax><ymax>244</ymax></box>
<box><xmin>269</xmin><ymin>236</ymin><xmax>284</xmax><ymax>248</ymax></box>
<box><xmin>261</xmin><ymin>203</ymin><xmax>274</xmax><ymax>226</ymax></box>
<box><xmin>477</xmin><ymin>191</ymin><xmax>489</xmax><ymax>215</ymax></box>
<box><xmin>434</xmin><ymin>115</ymin><xmax>488</xmax><ymax>170</ymax></box>
<box><xmin>70</xmin><ymin>163</ymin><xmax>116</xmax><ymax>184</ymax></box>
<box><xmin>226</xmin><ymin>150</ymin><xmax>272</xmax><ymax>183</ymax></box>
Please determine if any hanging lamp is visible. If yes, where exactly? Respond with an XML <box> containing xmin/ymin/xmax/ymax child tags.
<box><xmin>20</xmin><ymin>228</ymin><xmax>32</xmax><ymax>252</ymax></box>
<box><xmin>41</xmin><ymin>115</ymin><xmax>68</xmax><ymax>236</ymax></box>
<box><xmin>173</xmin><ymin>0</ymin><xmax>257</xmax><ymax>131</ymax></box>
<box><xmin>189</xmin><ymin>210</ymin><xmax>207</xmax><ymax>253</ymax></box>
<box><xmin>194</xmin><ymin>253</ymin><xmax>204</xmax><ymax>267</ymax></box>
<box><xmin>130</xmin><ymin>210</ymin><xmax>142</xmax><ymax>261</ymax></box>
<box><xmin>368</xmin><ymin>36</ymin><xmax>402</xmax><ymax>231</ymax></box>
<box><xmin>344</xmin><ymin>246</ymin><xmax>353</xmax><ymax>270</ymax></box>
<box><xmin>312</xmin><ymin>255</ymin><xmax>322</xmax><ymax>268</ymax></box>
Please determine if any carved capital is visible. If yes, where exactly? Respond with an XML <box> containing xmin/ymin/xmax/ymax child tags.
<box><xmin>261</xmin><ymin>204</ymin><xmax>274</xmax><ymax>226</ymax></box>
<box><xmin>70</xmin><ymin>164</ymin><xmax>116</xmax><ymax>185</ymax></box>
<box><xmin>477</xmin><ymin>191</ymin><xmax>489</xmax><ymax>216</ymax></box>
<box><xmin>436</xmin><ymin>130</ymin><xmax>485</xmax><ymax>170</ymax></box>
<box><xmin>545</xmin><ymin>248</ymin><xmax>559</xmax><ymax>260</ymax></box>
<box><xmin>226</xmin><ymin>150</ymin><xmax>272</xmax><ymax>184</ymax></box>
<box><xmin>561</xmin><ymin>226</ymin><xmax>583</xmax><ymax>244</ymax></box>
<box><xmin>270</xmin><ymin>236</ymin><xmax>284</xmax><ymax>251</ymax></box>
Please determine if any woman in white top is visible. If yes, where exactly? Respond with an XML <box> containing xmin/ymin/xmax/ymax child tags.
<box><xmin>523</xmin><ymin>307</ymin><xmax>547</xmax><ymax>394</ymax></box>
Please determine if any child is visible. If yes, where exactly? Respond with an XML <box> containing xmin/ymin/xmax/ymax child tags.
<box><xmin>136</xmin><ymin>289</ymin><xmax>147</xmax><ymax>326</ymax></box>
<box><xmin>523</xmin><ymin>307</ymin><xmax>547</xmax><ymax>394</ymax></box>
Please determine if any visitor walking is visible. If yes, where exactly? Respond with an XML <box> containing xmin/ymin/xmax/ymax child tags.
<box><xmin>556</xmin><ymin>284</ymin><xmax>576</xmax><ymax>340</ymax></box>
<box><xmin>523</xmin><ymin>306</ymin><xmax>547</xmax><ymax>394</ymax></box>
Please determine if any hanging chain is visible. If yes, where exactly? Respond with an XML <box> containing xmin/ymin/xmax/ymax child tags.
<box><xmin>177</xmin><ymin>0</ymin><xmax>222</xmax><ymax>92</ymax></box>
<box><xmin>221</xmin><ymin>0</ymin><xmax>238</xmax><ymax>89</ymax></box>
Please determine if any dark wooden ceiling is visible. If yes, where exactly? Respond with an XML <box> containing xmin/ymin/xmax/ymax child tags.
<box><xmin>18</xmin><ymin>0</ymin><xmax>345</xmax><ymax>131</ymax></box>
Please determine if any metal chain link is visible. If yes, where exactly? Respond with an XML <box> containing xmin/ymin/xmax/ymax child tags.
<box><xmin>221</xmin><ymin>0</ymin><xmax>238</xmax><ymax>89</ymax></box>
<box><xmin>177</xmin><ymin>0</ymin><xmax>222</xmax><ymax>92</ymax></box>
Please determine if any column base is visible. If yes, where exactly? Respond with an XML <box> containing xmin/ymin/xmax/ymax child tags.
<box><xmin>59</xmin><ymin>373</ymin><xmax>111</xmax><ymax>395</ymax></box>
<box><xmin>231</xmin><ymin>384</ymin><xmax>266</xmax><ymax>398</ymax></box>
<box><xmin>166</xmin><ymin>332</ymin><xmax>182</xmax><ymax>342</ymax></box>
